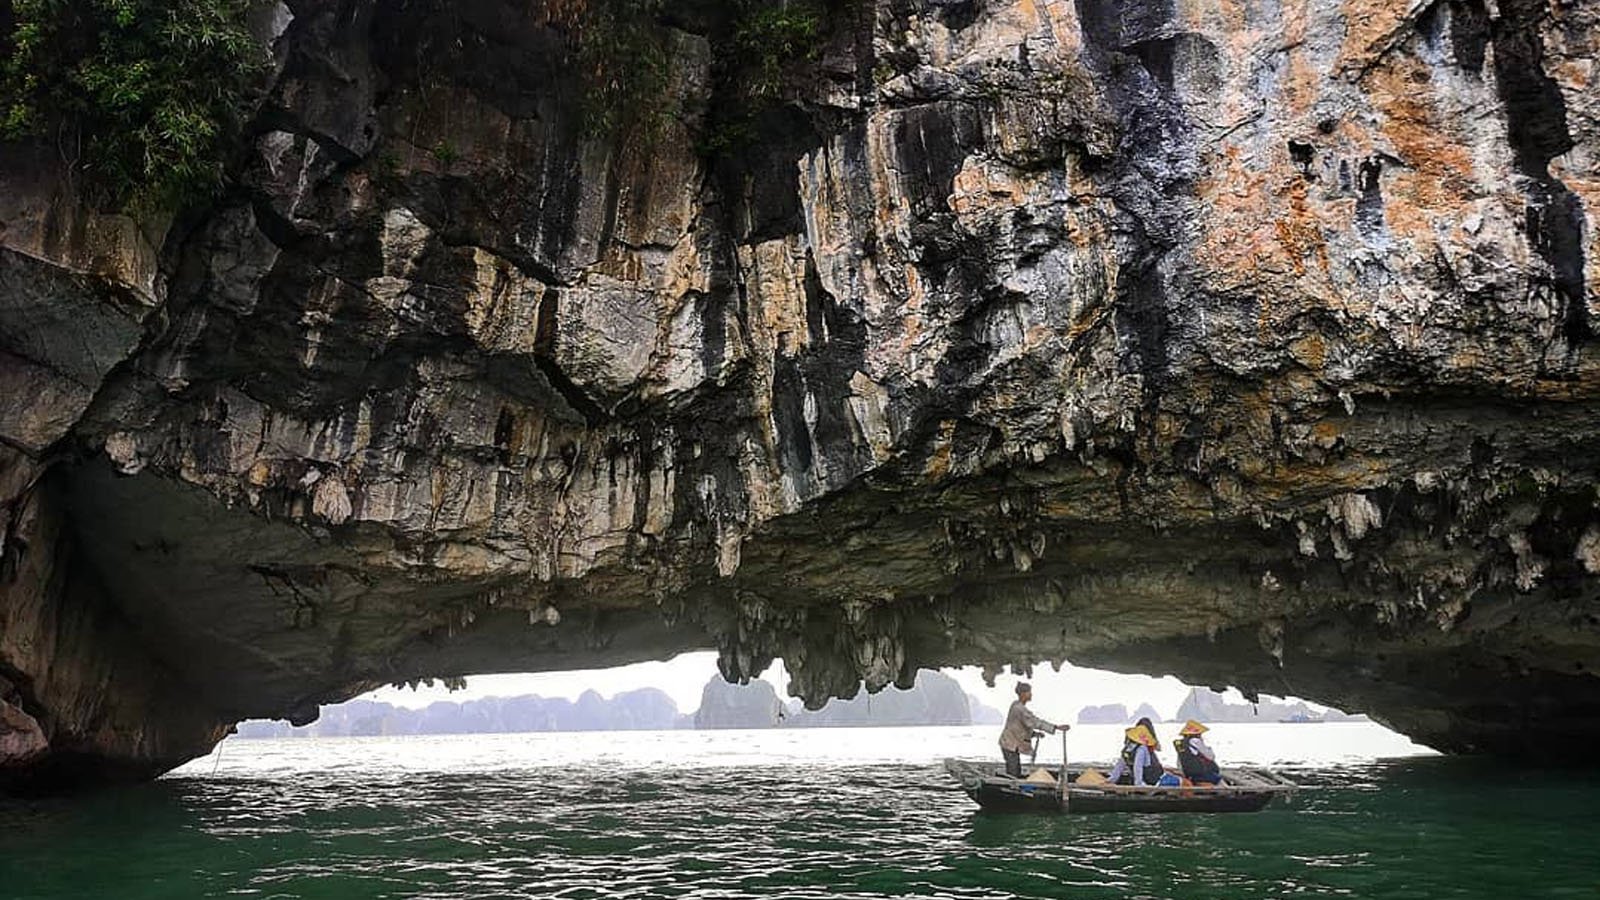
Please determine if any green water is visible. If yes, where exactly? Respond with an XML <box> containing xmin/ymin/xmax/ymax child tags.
<box><xmin>2</xmin><ymin>734</ymin><xmax>1597</xmax><ymax>899</ymax></box>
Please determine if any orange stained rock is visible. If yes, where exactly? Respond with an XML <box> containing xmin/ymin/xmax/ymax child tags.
<box><xmin>1065</xmin><ymin>305</ymin><xmax>1110</xmax><ymax>342</ymax></box>
<box><xmin>1182</xmin><ymin>0</ymin><xmax>1246</xmax><ymax>36</ymax></box>
<box><xmin>866</xmin><ymin>115</ymin><xmax>911</xmax><ymax>253</ymax></box>
<box><xmin>895</xmin><ymin>264</ymin><xmax>930</xmax><ymax>367</ymax></box>
<box><xmin>1271</xmin><ymin>180</ymin><xmax>1331</xmax><ymax>280</ymax></box>
<box><xmin>661</xmin><ymin>231</ymin><xmax>713</xmax><ymax>300</ymax></box>
<box><xmin>748</xmin><ymin>238</ymin><xmax>810</xmax><ymax>358</ymax></box>
<box><xmin>924</xmin><ymin>419</ymin><xmax>957</xmax><ymax>481</ymax></box>
<box><xmin>1229</xmin><ymin>390</ymin><xmax>1280</xmax><ymax>442</ymax></box>
<box><xmin>1023</xmin><ymin>323</ymin><xmax>1056</xmax><ymax>352</ymax></box>
<box><xmin>799</xmin><ymin>146</ymin><xmax>853</xmax><ymax>264</ymax></box>
<box><xmin>1231</xmin><ymin>457</ymin><xmax>1397</xmax><ymax>502</ymax></box>
<box><xmin>1336</xmin><ymin>0</ymin><xmax>1430</xmax><ymax>79</ymax></box>
<box><xmin>1034</xmin><ymin>0</ymin><xmax>1084</xmax><ymax>53</ymax></box>
<box><xmin>1370</xmin><ymin>70</ymin><xmax>1480</xmax><ymax>205</ymax></box>
<box><xmin>1549</xmin><ymin>55</ymin><xmax>1592</xmax><ymax>92</ymax></box>
<box><xmin>1289</xmin><ymin>333</ymin><xmax>1329</xmax><ymax>370</ymax></box>
<box><xmin>949</xmin><ymin>162</ymin><xmax>1026</xmax><ymax>215</ymax></box>
<box><xmin>247</xmin><ymin>460</ymin><xmax>273</xmax><ymax>487</ymax></box>
<box><xmin>612</xmin><ymin>145</ymin><xmax>699</xmax><ymax>249</ymax></box>
<box><xmin>1285</xmin><ymin>0</ymin><xmax>1319</xmax><ymax>103</ymax></box>
<box><xmin>1017</xmin><ymin>0</ymin><xmax>1038</xmax><ymax>31</ymax></box>
<box><xmin>1311</xmin><ymin>420</ymin><xmax>1344</xmax><ymax>446</ymax></box>
<box><xmin>1063</xmin><ymin>205</ymin><xmax>1110</xmax><ymax>250</ymax></box>
<box><xmin>1282</xmin><ymin>42</ymin><xmax>1318</xmax><ymax>122</ymax></box>
<box><xmin>591</xmin><ymin>242</ymin><xmax>647</xmax><ymax>283</ymax></box>
<box><xmin>1193</xmin><ymin>145</ymin><xmax>1336</xmax><ymax>313</ymax></box>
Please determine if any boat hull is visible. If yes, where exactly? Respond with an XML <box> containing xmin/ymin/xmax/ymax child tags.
<box><xmin>945</xmin><ymin>760</ymin><xmax>1293</xmax><ymax>815</ymax></box>
<box><xmin>965</xmin><ymin>781</ymin><xmax>1277</xmax><ymax>814</ymax></box>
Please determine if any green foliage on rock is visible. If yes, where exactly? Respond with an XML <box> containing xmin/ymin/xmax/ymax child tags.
<box><xmin>698</xmin><ymin>0</ymin><xmax>832</xmax><ymax>156</ymax></box>
<box><xmin>0</xmin><ymin>0</ymin><xmax>266</xmax><ymax>211</ymax></box>
<box><xmin>567</xmin><ymin>0</ymin><xmax>832</xmax><ymax>150</ymax></box>
<box><xmin>727</xmin><ymin>0</ymin><xmax>821</xmax><ymax>100</ymax></box>
<box><xmin>430</xmin><ymin>139</ymin><xmax>461</xmax><ymax>166</ymax></box>
<box><xmin>573</xmin><ymin>0</ymin><xmax>674</xmax><ymax>137</ymax></box>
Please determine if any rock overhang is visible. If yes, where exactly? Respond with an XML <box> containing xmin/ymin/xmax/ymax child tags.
<box><xmin>2</xmin><ymin>0</ymin><xmax>1599</xmax><ymax>789</ymax></box>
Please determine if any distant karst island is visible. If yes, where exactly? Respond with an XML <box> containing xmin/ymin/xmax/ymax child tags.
<box><xmin>1075</xmin><ymin>689</ymin><xmax>1368</xmax><ymax>726</ymax></box>
<box><xmin>235</xmin><ymin>671</ymin><xmax>1002</xmax><ymax>739</ymax></box>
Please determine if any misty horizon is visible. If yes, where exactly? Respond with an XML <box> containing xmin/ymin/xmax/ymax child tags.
<box><xmin>234</xmin><ymin>660</ymin><xmax>1365</xmax><ymax>740</ymax></box>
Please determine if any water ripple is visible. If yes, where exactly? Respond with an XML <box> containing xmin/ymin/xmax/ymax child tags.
<box><xmin>2</xmin><ymin>730</ymin><xmax>1597</xmax><ymax>898</ymax></box>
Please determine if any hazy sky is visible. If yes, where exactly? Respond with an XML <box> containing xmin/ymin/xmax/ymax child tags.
<box><xmin>360</xmin><ymin>652</ymin><xmax>1280</xmax><ymax>723</ymax></box>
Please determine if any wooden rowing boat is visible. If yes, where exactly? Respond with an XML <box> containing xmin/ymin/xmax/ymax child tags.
<box><xmin>943</xmin><ymin>759</ymin><xmax>1300</xmax><ymax>814</ymax></box>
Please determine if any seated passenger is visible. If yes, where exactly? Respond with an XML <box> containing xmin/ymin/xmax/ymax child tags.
<box><xmin>1175</xmin><ymin>720</ymin><xmax>1222</xmax><ymax>785</ymax></box>
<box><xmin>1106</xmin><ymin>722</ymin><xmax>1145</xmax><ymax>781</ymax></box>
<box><xmin>1106</xmin><ymin>723</ymin><xmax>1165</xmax><ymax>786</ymax></box>
<box><xmin>1133</xmin><ymin>716</ymin><xmax>1160</xmax><ymax>750</ymax></box>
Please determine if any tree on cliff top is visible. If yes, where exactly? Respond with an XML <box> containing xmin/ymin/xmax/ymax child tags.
<box><xmin>0</xmin><ymin>0</ymin><xmax>835</xmax><ymax>210</ymax></box>
<box><xmin>545</xmin><ymin>0</ymin><xmax>832</xmax><ymax>143</ymax></box>
<box><xmin>0</xmin><ymin>0</ymin><xmax>266</xmax><ymax>211</ymax></box>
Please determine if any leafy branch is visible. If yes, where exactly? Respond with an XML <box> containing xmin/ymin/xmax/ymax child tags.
<box><xmin>0</xmin><ymin>0</ymin><xmax>267</xmax><ymax>212</ymax></box>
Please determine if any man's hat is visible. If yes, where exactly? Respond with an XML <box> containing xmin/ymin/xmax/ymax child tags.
<box><xmin>1181</xmin><ymin>720</ymin><xmax>1209</xmax><ymax>736</ymax></box>
<box><xmin>1015</xmin><ymin>682</ymin><xmax>1032</xmax><ymax>696</ymax></box>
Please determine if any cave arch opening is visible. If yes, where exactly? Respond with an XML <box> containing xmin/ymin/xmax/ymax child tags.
<box><xmin>225</xmin><ymin>652</ymin><xmax>1403</xmax><ymax>757</ymax></box>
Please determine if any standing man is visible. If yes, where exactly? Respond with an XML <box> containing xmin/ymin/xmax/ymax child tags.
<box><xmin>998</xmin><ymin>682</ymin><xmax>1065</xmax><ymax>777</ymax></box>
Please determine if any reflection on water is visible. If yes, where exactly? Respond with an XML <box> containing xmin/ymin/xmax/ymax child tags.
<box><xmin>1</xmin><ymin>725</ymin><xmax>1596</xmax><ymax>899</ymax></box>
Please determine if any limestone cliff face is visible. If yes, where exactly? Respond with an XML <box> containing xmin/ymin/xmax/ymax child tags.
<box><xmin>2</xmin><ymin>0</ymin><xmax>1598</xmax><ymax>786</ymax></box>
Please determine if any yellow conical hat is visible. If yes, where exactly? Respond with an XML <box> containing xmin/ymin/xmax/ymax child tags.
<box><xmin>1181</xmin><ymin>720</ymin><xmax>1208</xmax><ymax>736</ymax></box>
<box><xmin>1125</xmin><ymin>724</ymin><xmax>1157</xmax><ymax>747</ymax></box>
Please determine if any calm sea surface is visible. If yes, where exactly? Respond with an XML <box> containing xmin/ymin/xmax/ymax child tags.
<box><xmin>3</xmin><ymin>724</ymin><xmax>1597</xmax><ymax>899</ymax></box>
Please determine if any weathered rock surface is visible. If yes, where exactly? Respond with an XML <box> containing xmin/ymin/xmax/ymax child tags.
<box><xmin>3</xmin><ymin>0</ymin><xmax>1600</xmax><ymax>787</ymax></box>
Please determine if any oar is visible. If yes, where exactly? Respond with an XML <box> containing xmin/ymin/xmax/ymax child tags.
<box><xmin>1059</xmin><ymin>727</ymin><xmax>1070</xmax><ymax>813</ymax></box>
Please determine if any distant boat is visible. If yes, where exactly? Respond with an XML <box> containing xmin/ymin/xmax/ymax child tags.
<box><xmin>942</xmin><ymin>759</ymin><xmax>1300</xmax><ymax>814</ymax></box>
